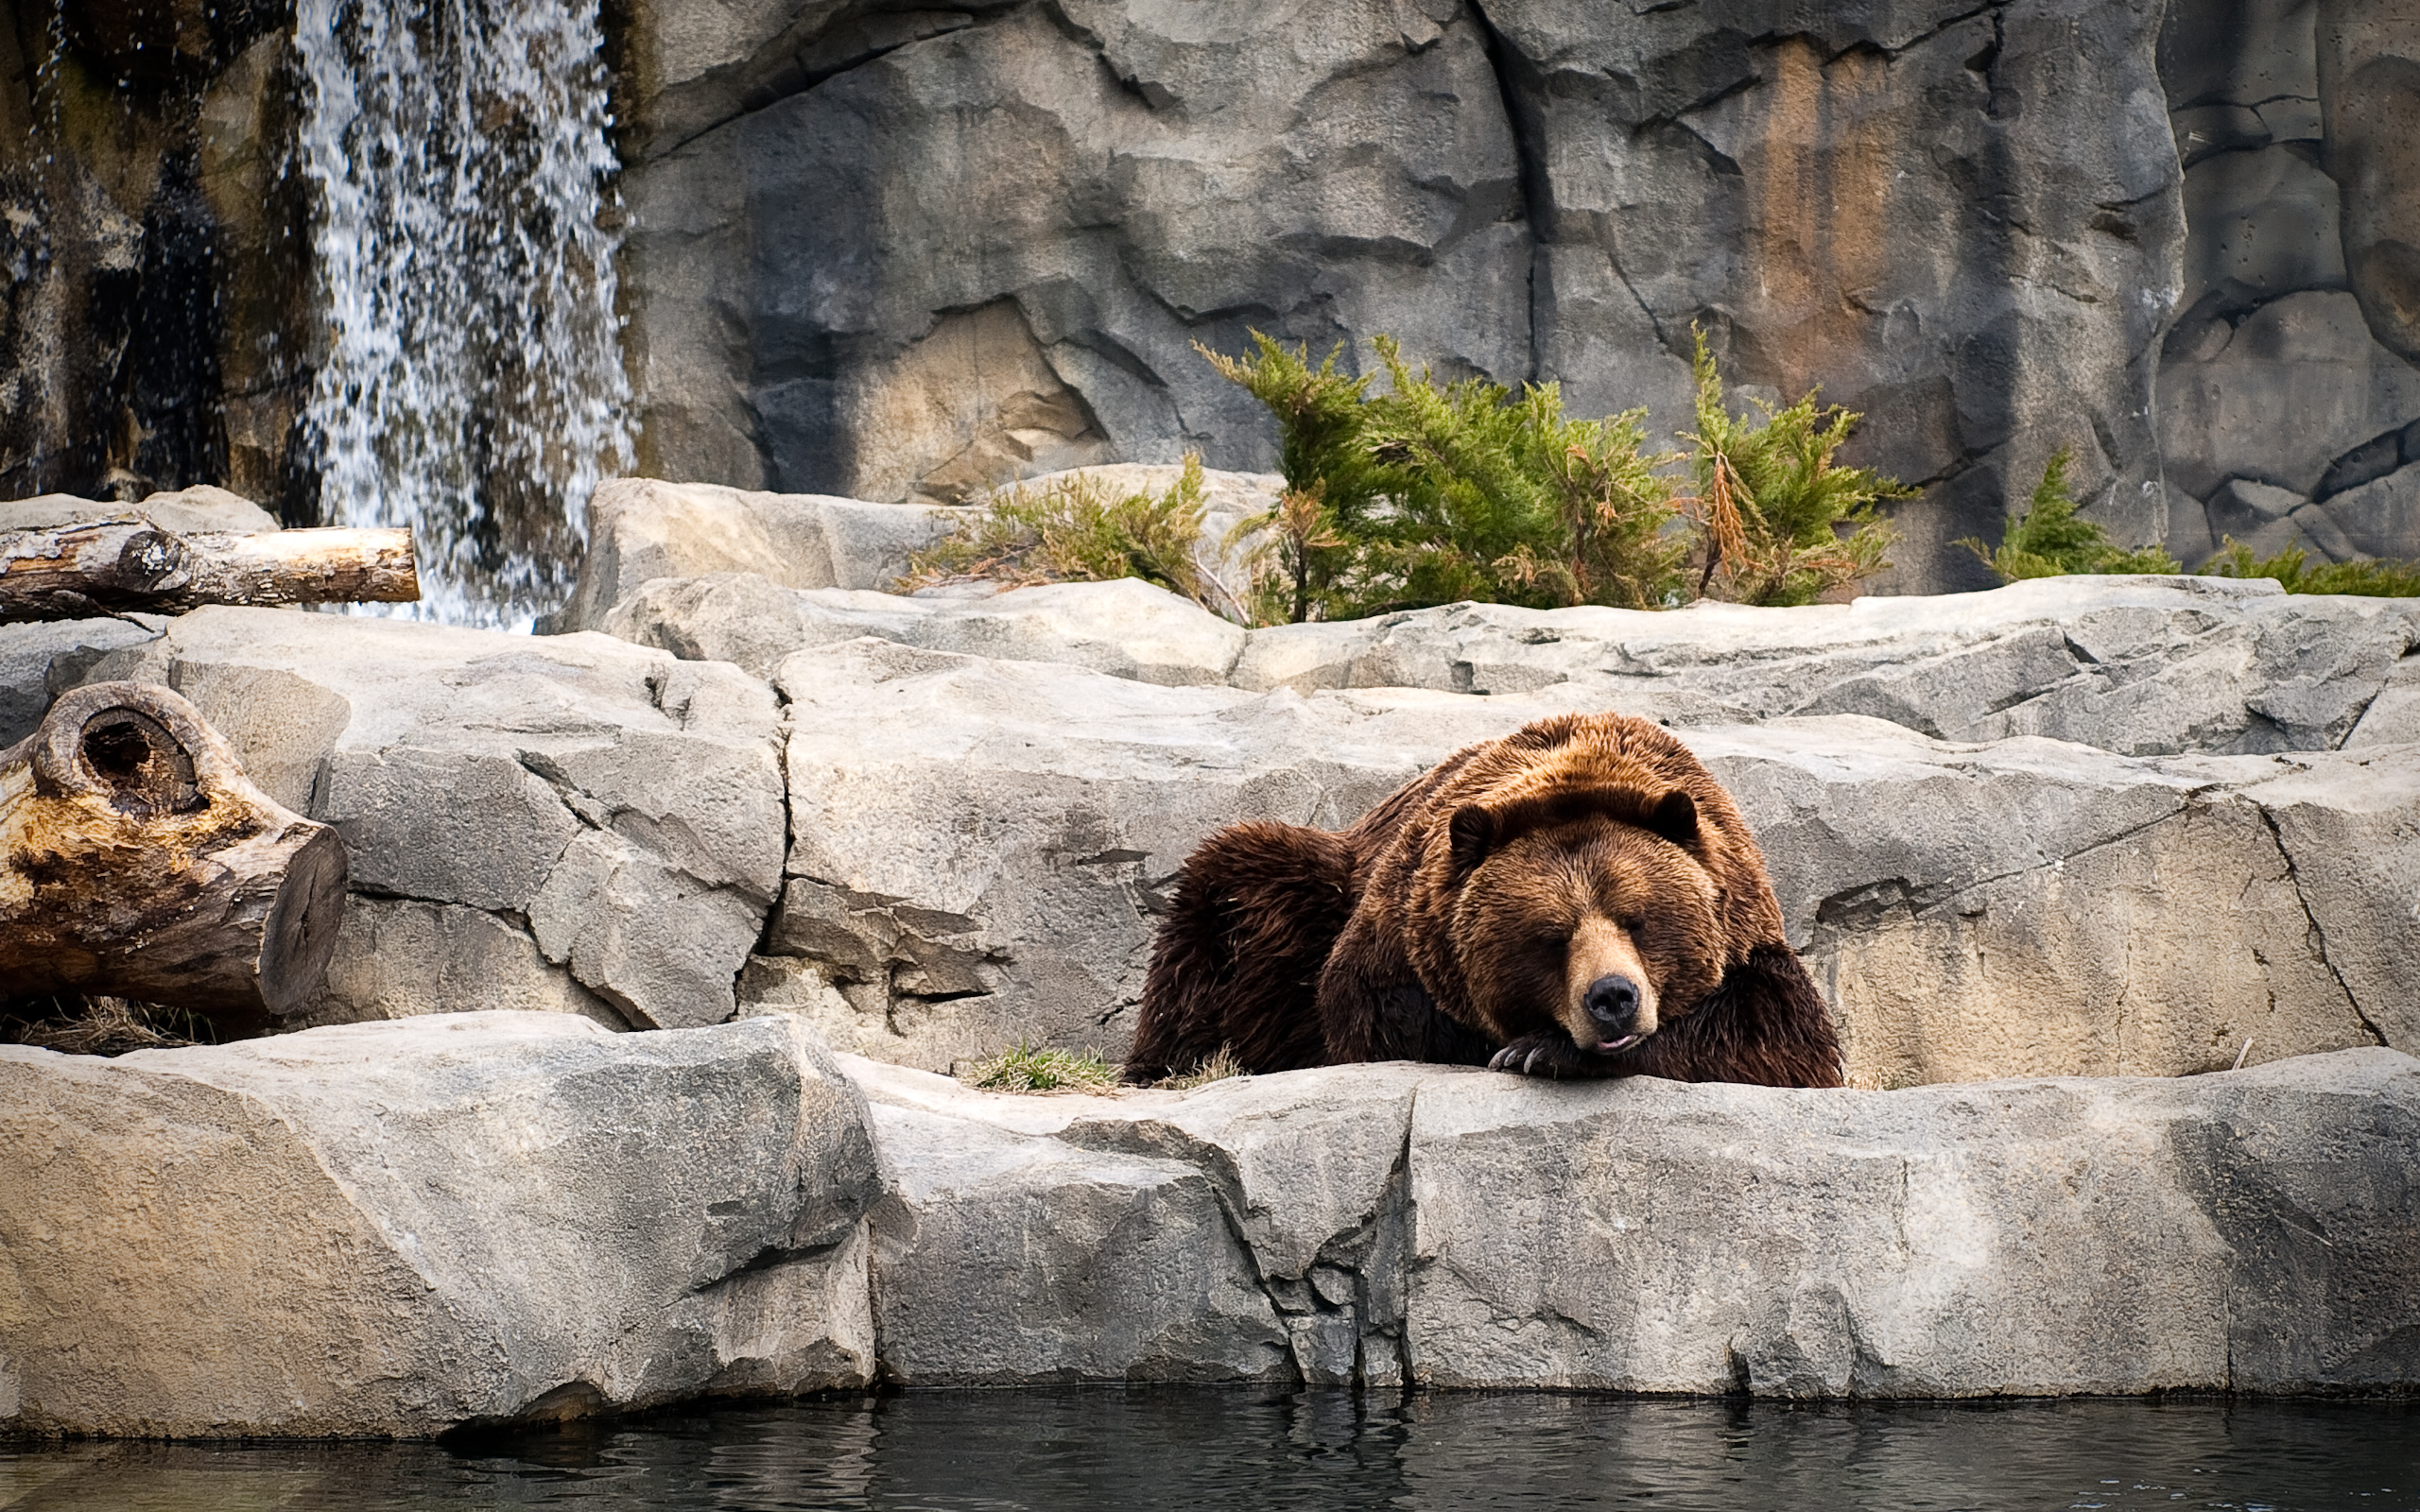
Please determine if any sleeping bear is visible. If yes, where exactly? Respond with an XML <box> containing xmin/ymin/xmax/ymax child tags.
<box><xmin>1124</xmin><ymin>712</ymin><xmax>1842</xmax><ymax>1088</ymax></box>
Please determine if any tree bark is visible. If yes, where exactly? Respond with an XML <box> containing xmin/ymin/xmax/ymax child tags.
<box><xmin>0</xmin><ymin>682</ymin><xmax>348</xmax><ymax>1036</ymax></box>
<box><xmin>0</xmin><ymin>522</ymin><xmax>419</xmax><ymax>622</ymax></box>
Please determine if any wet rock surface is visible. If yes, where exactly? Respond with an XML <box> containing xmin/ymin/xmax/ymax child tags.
<box><xmin>0</xmin><ymin>1012</ymin><xmax>882</xmax><ymax>1437</ymax></box>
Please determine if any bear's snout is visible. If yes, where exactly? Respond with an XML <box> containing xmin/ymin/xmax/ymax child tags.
<box><xmin>1584</xmin><ymin>974</ymin><xmax>1643</xmax><ymax>1036</ymax></box>
<box><xmin>1563</xmin><ymin>916</ymin><xmax>1659</xmax><ymax>1052</ymax></box>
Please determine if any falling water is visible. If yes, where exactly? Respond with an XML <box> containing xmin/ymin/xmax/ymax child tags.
<box><xmin>293</xmin><ymin>0</ymin><xmax>630</xmax><ymax>626</ymax></box>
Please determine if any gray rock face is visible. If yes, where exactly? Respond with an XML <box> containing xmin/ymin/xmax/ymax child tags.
<box><xmin>851</xmin><ymin>1047</ymin><xmax>2420</xmax><ymax>1394</ymax></box>
<box><xmin>0</xmin><ymin>617</ymin><xmax>163</xmax><ymax>748</ymax></box>
<box><xmin>553</xmin><ymin>477</ymin><xmax>960</xmax><ymax>634</ymax></box>
<box><xmin>743</xmin><ymin>577</ymin><xmax>2417</xmax><ymax>1083</ymax></box>
<box><xmin>615</xmin><ymin>0</ymin><xmax>2185</xmax><ymax>594</ymax></box>
<box><xmin>2158</xmin><ymin>0</ymin><xmax>2420</xmax><ymax>565</ymax></box>
<box><xmin>2160</xmin><ymin>291</ymin><xmax>2420</xmax><ymax>506</ymax></box>
<box><xmin>17</xmin><ymin>1014</ymin><xmax>2401</xmax><ymax>1425</ymax></box>
<box><xmin>64</xmin><ymin>608</ymin><xmax>786</xmax><ymax>1032</ymax></box>
<box><xmin>0</xmin><ymin>1012</ymin><xmax>883</xmax><ymax>1436</ymax></box>
<box><xmin>620</xmin><ymin>569</ymin><xmax>2420</xmax><ymax>757</ymax></box>
<box><xmin>1408</xmin><ymin>1047</ymin><xmax>2420</xmax><ymax>1395</ymax></box>
<box><xmin>848</xmin><ymin>1056</ymin><xmax>1436</xmax><ymax>1387</ymax></box>
<box><xmin>607</xmin><ymin>576</ymin><xmax>1249</xmax><ymax>684</ymax></box>
<box><xmin>556</xmin><ymin>465</ymin><xmax>1281</xmax><ymax>649</ymax></box>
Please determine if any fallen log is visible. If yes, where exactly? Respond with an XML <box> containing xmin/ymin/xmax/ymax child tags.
<box><xmin>0</xmin><ymin>682</ymin><xmax>348</xmax><ymax>1036</ymax></box>
<box><xmin>0</xmin><ymin>521</ymin><xmax>419</xmax><ymax>622</ymax></box>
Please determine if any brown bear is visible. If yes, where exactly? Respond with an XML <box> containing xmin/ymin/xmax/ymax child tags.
<box><xmin>1125</xmin><ymin>711</ymin><xmax>1842</xmax><ymax>1088</ymax></box>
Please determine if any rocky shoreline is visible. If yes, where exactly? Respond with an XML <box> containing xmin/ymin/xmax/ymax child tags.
<box><xmin>4</xmin><ymin>478</ymin><xmax>2418</xmax><ymax>1434</ymax></box>
<box><xmin>4</xmin><ymin>1012</ymin><xmax>2413</xmax><ymax>1435</ymax></box>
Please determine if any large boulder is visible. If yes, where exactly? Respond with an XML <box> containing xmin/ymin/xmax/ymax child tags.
<box><xmin>0</xmin><ymin>618</ymin><xmax>163</xmax><ymax>748</ymax></box>
<box><xmin>0</xmin><ymin>1012</ymin><xmax>883</xmax><ymax>1436</ymax></box>
<box><xmin>605</xmin><ymin>576</ymin><xmax>1249</xmax><ymax>684</ymax></box>
<box><xmin>0</xmin><ymin>485</ymin><xmax>281</xmax><ymax>536</ymax></box>
<box><xmin>849</xmin><ymin>1048</ymin><xmax>2420</xmax><ymax>1395</ymax></box>
<box><xmin>1225</xmin><ymin>576</ymin><xmax>2420</xmax><ymax>757</ymax></box>
<box><xmin>63</xmin><ymin>608</ymin><xmax>786</xmax><ymax>1032</ymax></box>
<box><xmin>847</xmin><ymin>1055</ymin><xmax>1436</xmax><ymax>1387</ymax></box>
<box><xmin>551</xmin><ymin>477</ymin><xmax>959</xmax><ymax>634</ymax></box>
<box><xmin>1408</xmin><ymin>1047</ymin><xmax>2420</xmax><ymax>1395</ymax></box>
<box><xmin>558</xmin><ymin>463</ymin><xmax>1283</xmax><ymax>644</ymax></box>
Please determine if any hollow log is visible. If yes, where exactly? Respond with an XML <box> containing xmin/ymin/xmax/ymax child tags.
<box><xmin>0</xmin><ymin>521</ymin><xmax>419</xmax><ymax>622</ymax></box>
<box><xmin>0</xmin><ymin>682</ymin><xmax>348</xmax><ymax>1036</ymax></box>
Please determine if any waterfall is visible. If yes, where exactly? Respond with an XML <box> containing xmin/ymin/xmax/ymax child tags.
<box><xmin>293</xmin><ymin>0</ymin><xmax>631</xmax><ymax>626</ymax></box>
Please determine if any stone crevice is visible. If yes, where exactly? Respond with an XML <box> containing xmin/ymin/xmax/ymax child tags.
<box><xmin>2255</xmin><ymin>805</ymin><xmax>2384</xmax><ymax>1047</ymax></box>
<box><xmin>654</xmin><ymin>6</ymin><xmax>1011</xmax><ymax>159</ymax></box>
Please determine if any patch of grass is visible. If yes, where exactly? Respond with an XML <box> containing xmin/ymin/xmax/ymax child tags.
<box><xmin>1962</xmin><ymin>448</ymin><xmax>2181</xmax><ymax>581</ymax></box>
<box><xmin>899</xmin><ymin>453</ymin><xmax>1246</xmax><ymax>618</ymax></box>
<box><xmin>2200</xmin><ymin>538</ymin><xmax>2420</xmax><ymax>596</ymax></box>
<box><xmin>1158</xmin><ymin>1044</ymin><xmax>1247</xmax><ymax>1091</ymax></box>
<box><xmin>958</xmin><ymin>1040</ymin><xmax>1123</xmax><ymax>1093</ymax></box>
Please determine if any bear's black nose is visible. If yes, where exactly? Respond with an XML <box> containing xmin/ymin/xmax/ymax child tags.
<box><xmin>1584</xmin><ymin>974</ymin><xmax>1640</xmax><ymax>1030</ymax></box>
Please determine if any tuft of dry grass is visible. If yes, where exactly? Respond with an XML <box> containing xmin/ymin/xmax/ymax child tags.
<box><xmin>958</xmin><ymin>1040</ymin><xmax>1123</xmax><ymax>1094</ymax></box>
<box><xmin>1159</xmin><ymin>1045</ymin><xmax>1247</xmax><ymax>1091</ymax></box>
<box><xmin>2</xmin><ymin>994</ymin><xmax>202</xmax><ymax>1056</ymax></box>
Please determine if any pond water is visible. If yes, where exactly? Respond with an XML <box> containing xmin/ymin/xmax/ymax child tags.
<box><xmin>3</xmin><ymin>1391</ymin><xmax>2411</xmax><ymax>1511</ymax></box>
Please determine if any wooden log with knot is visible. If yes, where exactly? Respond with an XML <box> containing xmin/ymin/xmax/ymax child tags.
<box><xmin>0</xmin><ymin>521</ymin><xmax>419</xmax><ymax>622</ymax></box>
<box><xmin>0</xmin><ymin>682</ymin><xmax>348</xmax><ymax>1036</ymax></box>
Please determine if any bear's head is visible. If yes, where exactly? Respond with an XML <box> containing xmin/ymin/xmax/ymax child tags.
<box><xmin>1430</xmin><ymin>784</ymin><xmax>1731</xmax><ymax>1058</ymax></box>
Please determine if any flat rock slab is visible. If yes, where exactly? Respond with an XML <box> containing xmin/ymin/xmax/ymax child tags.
<box><xmin>766</xmin><ymin>634</ymin><xmax>2415</xmax><ymax>1083</ymax></box>
<box><xmin>66</xmin><ymin>607</ymin><xmax>786</xmax><ymax>1031</ymax></box>
<box><xmin>595</xmin><ymin>561</ymin><xmax>2420</xmax><ymax>757</ymax></box>
<box><xmin>851</xmin><ymin>1050</ymin><xmax>2420</xmax><ymax>1396</ymax></box>
<box><xmin>554</xmin><ymin>478</ymin><xmax>959</xmax><ymax>634</ymax></box>
<box><xmin>0</xmin><ymin>1012</ymin><xmax>884</xmax><ymax>1437</ymax></box>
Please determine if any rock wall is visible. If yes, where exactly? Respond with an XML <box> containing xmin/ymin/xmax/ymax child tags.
<box><xmin>614</xmin><ymin>0</ymin><xmax>2192</xmax><ymax>591</ymax></box>
<box><xmin>0</xmin><ymin>0</ymin><xmax>314</xmax><ymax>515</ymax></box>
<box><xmin>8</xmin><ymin>1</ymin><xmax>2417</xmax><ymax>593</ymax></box>
<box><xmin>11</xmin><ymin>485</ymin><xmax>2415</xmax><ymax>1084</ymax></box>
<box><xmin>2155</xmin><ymin>0</ymin><xmax>2420</xmax><ymax>569</ymax></box>
<box><xmin>0</xmin><ymin>1012</ymin><xmax>880</xmax><ymax>1435</ymax></box>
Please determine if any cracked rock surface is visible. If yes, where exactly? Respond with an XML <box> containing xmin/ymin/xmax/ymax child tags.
<box><xmin>0</xmin><ymin>1012</ymin><xmax>883</xmax><ymax>1437</ymax></box>
<box><xmin>848</xmin><ymin>1046</ymin><xmax>2420</xmax><ymax>1395</ymax></box>
<box><xmin>58</xmin><ymin>607</ymin><xmax>788</xmax><ymax>1032</ymax></box>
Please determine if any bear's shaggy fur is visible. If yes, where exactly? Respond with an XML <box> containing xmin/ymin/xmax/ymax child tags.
<box><xmin>1126</xmin><ymin>712</ymin><xmax>1842</xmax><ymax>1088</ymax></box>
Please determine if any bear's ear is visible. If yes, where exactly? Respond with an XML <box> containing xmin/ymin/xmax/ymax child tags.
<box><xmin>1447</xmin><ymin>804</ymin><xmax>1498</xmax><ymax>880</ymax></box>
<box><xmin>1646</xmin><ymin>789</ymin><xmax>1699</xmax><ymax>850</ymax></box>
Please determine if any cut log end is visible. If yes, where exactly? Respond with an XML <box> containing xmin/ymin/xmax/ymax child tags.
<box><xmin>2</xmin><ymin>682</ymin><xmax>350</xmax><ymax>1036</ymax></box>
<box><xmin>259</xmin><ymin>825</ymin><xmax>349</xmax><ymax>1018</ymax></box>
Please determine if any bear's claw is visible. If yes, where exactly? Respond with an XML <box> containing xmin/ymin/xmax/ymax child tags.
<box><xmin>1488</xmin><ymin>1033</ymin><xmax>1591</xmax><ymax>1078</ymax></box>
